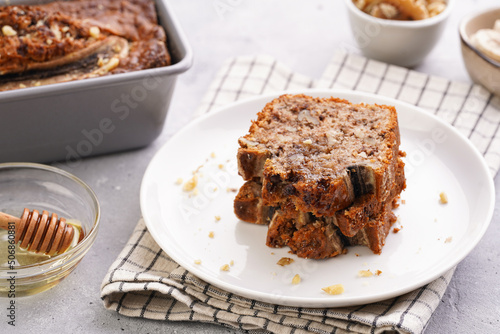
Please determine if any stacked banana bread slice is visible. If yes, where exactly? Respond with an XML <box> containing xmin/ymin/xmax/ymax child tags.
<box><xmin>234</xmin><ymin>94</ymin><xmax>406</xmax><ymax>259</ymax></box>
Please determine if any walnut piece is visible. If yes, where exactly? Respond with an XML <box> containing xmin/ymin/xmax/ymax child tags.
<box><xmin>2</xmin><ymin>25</ymin><xmax>17</xmax><ymax>37</ymax></box>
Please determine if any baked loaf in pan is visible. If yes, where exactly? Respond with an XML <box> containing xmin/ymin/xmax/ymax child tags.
<box><xmin>0</xmin><ymin>0</ymin><xmax>171</xmax><ymax>91</ymax></box>
<box><xmin>234</xmin><ymin>94</ymin><xmax>406</xmax><ymax>259</ymax></box>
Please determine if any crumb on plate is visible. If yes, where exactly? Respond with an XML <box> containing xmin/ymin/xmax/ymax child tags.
<box><xmin>277</xmin><ymin>257</ymin><xmax>294</xmax><ymax>266</ymax></box>
<box><xmin>322</xmin><ymin>284</ymin><xmax>344</xmax><ymax>295</ymax></box>
<box><xmin>183</xmin><ymin>174</ymin><xmax>198</xmax><ymax>192</ymax></box>
<box><xmin>439</xmin><ymin>192</ymin><xmax>448</xmax><ymax>204</ymax></box>
<box><xmin>358</xmin><ymin>270</ymin><xmax>373</xmax><ymax>278</ymax></box>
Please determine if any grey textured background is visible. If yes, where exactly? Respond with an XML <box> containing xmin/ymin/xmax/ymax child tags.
<box><xmin>2</xmin><ymin>0</ymin><xmax>499</xmax><ymax>333</ymax></box>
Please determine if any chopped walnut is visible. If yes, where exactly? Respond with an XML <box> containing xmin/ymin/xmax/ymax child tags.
<box><xmin>89</xmin><ymin>26</ymin><xmax>100</xmax><ymax>39</ymax></box>
<box><xmin>2</xmin><ymin>25</ymin><xmax>17</xmax><ymax>37</ymax></box>
<box><xmin>51</xmin><ymin>25</ymin><xmax>62</xmax><ymax>40</ymax></box>
<box><xmin>428</xmin><ymin>2</ymin><xmax>446</xmax><ymax>17</ymax></box>
<box><xmin>353</xmin><ymin>0</ymin><xmax>447</xmax><ymax>20</ymax></box>
<box><xmin>95</xmin><ymin>57</ymin><xmax>119</xmax><ymax>74</ymax></box>
<box><xmin>322</xmin><ymin>284</ymin><xmax>344</xmax><ymax>295</ymax></box>
<box><xmin>379</xmin><ymin>3</ymin><xmax>398</xmax><ymax>19</ymax></box>
<box><xmin>358</xmin><ymin>270</ymin><xmax>373</xmax><ymax>277</ymax></box>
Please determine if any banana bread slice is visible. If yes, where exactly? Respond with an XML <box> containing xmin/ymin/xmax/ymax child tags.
<box><xmin>237</xmin><ymin>94</ymin><xmax>402</xmax><ymax>216</ymax></box>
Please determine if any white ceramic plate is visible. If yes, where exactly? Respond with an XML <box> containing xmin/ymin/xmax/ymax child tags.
<box><xmin>140</xmin><ymin>89</ymin><xmax>495</xmax><ymax>307</ymax></box>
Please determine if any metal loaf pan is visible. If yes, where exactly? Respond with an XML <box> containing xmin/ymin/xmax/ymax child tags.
<box><xmin>0</xmin><ymin>0</ymin><xmax>193</xmax><ymax>164</ymax></box>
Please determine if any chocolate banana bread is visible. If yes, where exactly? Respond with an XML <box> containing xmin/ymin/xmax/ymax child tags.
<box><xmin>234</xmin><ymin>94</ymin><xmax>406</xmax><ymax>259</ymax></box>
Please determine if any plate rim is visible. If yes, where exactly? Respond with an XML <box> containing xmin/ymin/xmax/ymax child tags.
<box><xmin>140</xmin><ymin>88</ymin><xmax>496</xmax><ymax>307</ymax></box>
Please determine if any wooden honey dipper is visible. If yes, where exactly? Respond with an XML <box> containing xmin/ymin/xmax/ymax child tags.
<box><xmin>0</xmin><ymin>208</ymin><xmax>76</xmax><ymax>256</ymax></box>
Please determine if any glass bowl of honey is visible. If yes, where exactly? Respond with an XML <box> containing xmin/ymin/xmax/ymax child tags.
<box><xmin>0</xmin><ymin>163</ymin><xmax>100</xmax><ymax>296</ymax></box>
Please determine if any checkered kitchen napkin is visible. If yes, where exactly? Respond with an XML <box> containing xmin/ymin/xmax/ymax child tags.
<box><xmin>101</xmin><ymin>51</ymin><xmax>500</xmax><ymax>334</ymax></box>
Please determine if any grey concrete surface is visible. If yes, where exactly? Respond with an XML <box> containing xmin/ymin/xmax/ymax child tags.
<box><xmin>2</xmin><ymin>0</ymin><xmax>499</xmax><ymax>333</ymax></box>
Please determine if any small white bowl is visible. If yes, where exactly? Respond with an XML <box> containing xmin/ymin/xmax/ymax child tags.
<box><xmin>345</xmin><ymin>0</ymin><xmax>454</xmax><ymax>67</ymax></box>
<box><xmin>459</xmin><ymin>7</ymin><xmax>500</xmax><ymax>96</ymax></box>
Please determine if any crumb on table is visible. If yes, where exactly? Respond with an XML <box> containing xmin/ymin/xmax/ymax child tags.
<box><xmin>292</xmin><ymin>274</ymin><xmax>301</xmax><ymax>285</ymax></box>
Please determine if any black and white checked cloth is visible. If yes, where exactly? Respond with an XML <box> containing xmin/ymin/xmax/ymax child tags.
<box><xmin>101</xmin><ymin>51</ymin><xmax>499</xmax><ymax>334</ymax></box>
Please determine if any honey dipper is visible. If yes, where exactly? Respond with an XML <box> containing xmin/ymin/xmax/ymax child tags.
<box><xmin>0</xmin><ymin>208</ymin><xmax>76</xmax><ymax>256</ymax></box>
